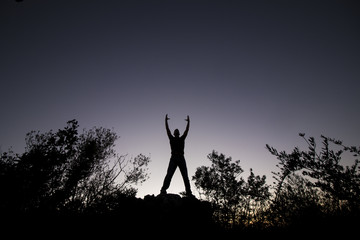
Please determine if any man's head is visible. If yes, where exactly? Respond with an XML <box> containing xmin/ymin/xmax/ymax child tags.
<box><xmin>174</xmin><ymin>129</ymin><xmax>180</xmax><ymax>137</ymax></box>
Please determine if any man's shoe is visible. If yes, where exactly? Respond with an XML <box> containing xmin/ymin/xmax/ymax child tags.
<box><xmin>186</xmin><ymin>192</ymin><xmax>195</xmax><ymax>198</ymax></box>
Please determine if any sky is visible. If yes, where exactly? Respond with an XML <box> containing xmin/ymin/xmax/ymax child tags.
<box><xmin>1</xmin><ymin>0</ymin><xmax>360</xmax><ymax>198</ymax></box>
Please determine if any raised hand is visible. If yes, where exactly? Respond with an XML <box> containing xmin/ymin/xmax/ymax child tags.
<box><xmin>165</xmin><ymin>114</ymin><xmax>170</xmax><ymax>121</ymax></box>
<box><xmin>185</xmin><ymin>115</ymin><xmax>190</xmax><ymax>122</ymax></box>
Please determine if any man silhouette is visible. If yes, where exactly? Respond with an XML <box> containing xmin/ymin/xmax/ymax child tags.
<box><xmin>160</xmin><ymin>114</ymin><xmax>193</xmax><ymax>196</ymax></box>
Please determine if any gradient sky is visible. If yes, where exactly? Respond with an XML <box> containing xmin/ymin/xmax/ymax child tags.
<box><xmin>1</xmin><ymin>0</ymin><xmax>360</xmax><ymax>198</ymax></box>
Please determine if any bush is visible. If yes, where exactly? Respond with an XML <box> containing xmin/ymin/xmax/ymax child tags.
<box><xmin>193</xmin><ymin>150</ymin><xmax>270</xmax><ymax>228</ymax></box>
<box><xmin>266</xmin><ymin>134</ymin><xmax>360</xmax><ymax>229</ymax></box>
<box><xmin>0</xmin><ymin>120</ymin><xmax>150</xmax><ymax>215</ymax></box>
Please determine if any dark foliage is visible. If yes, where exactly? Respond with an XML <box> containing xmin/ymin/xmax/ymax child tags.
<box><xmin>0</xmin><ymin>120</ymin><xmax>150</xmax><ymax>216</ymax></box>
<box><xmin>193</xmin><ymin>151</ymin><xmax>270</xmax><ymax>228</ymax></box>
<box><xmin>192</xmin><ymin>135</ymin><xmax>359</xmax><ymax>234</ymax></box>
<box><xmin>266</xmin><ymin>134</ymin><xmax>360</xmax><ymax>233</ymax></box>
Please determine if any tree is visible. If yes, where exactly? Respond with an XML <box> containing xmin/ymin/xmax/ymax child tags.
<box><xmin>266</xmin><ymin>133</ymin><xmax>360</xmax><ymax>226</ymax></box>
<box><xmin>0</xmin><ymin>120</ymin><xmax>150</xmax><ymax>215</ymax></box>
<box><xmin>192</xmin><ymin>151</ymin><xmax>270</xmax><ymax>228</ymax></box>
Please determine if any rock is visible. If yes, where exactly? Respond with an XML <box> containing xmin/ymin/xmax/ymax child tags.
<box><xmin>141</xmin><ymin>193</ymin><xmax>214</xmax><ymax>234</ymax></box>
<box><xmin>6</xmin><ymin>193</ymin><xmax>216</xmax><ymax>237</ymax></box>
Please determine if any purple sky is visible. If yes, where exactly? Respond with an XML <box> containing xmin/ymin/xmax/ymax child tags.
<box><xmin>1</xmin><ymin>0</ymin><xmax>360</xmax><ymax>198</ymax></box>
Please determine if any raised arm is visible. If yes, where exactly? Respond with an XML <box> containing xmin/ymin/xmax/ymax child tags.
<box><xmin>165</xmin><ymin>114</ymin><xmax>172</xmax><ymax>138</ymax></box>
<box><xmin>182</xmin><ymin>115</ymin><xmax>190</xmax><ymax>138</ymax></box>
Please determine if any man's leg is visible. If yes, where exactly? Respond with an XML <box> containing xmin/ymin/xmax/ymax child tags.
<box><xmin>160</xmin><ymin>157</ymin><xmax>177</xmax><ymax>194</ymax></box>
<box><xmin>178</xmin><ymin>156</ymin><xmax>192</xmax><ymax>195</ymax></box>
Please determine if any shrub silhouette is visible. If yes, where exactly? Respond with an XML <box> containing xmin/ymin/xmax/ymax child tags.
<box><xmin>192</xmin><ymin>136</ymin><xmax>360</xmax><ymax>233</ymax></box>
<box><xmin>0</xmin><ymin>120</ymin><xmax>150</xmax><ymax>215</ymax></box>
<box><xmin>193</xmin><ymin>150</ymin><xmax>270</xmax><ymax>228</ymax></box>
<box><xmin>266</xmin><ymin>134</ymin><xmax>360</xmax><ymax>231</ymax></box>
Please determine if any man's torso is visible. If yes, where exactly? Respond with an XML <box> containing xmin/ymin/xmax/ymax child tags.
<box><xmin>169</xmin><ymin>136</ymin><xmax>185</xmax><ymax>155</ymax></box>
